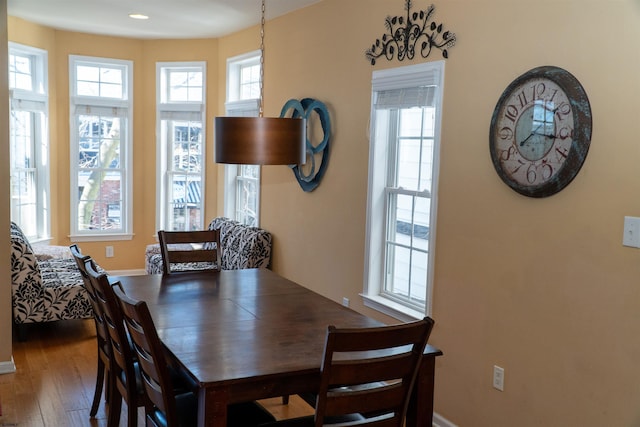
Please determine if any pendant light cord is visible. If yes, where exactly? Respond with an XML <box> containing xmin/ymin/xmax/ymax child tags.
<box><xmin>259</xmin><ymin>0</ymin><xmax>265</xmax><ymax>118</ymax></box>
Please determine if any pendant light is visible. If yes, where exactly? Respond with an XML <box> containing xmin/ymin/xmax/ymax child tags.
<box><xmin>214</xmin><ymin>0</ymin><xmax>306</xmax><ymax>165</ymax></box>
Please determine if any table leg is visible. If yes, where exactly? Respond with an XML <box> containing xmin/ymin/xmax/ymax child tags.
<box><xmin>406</xmin><ymin>354</ymin><xmax>437</xmax><ymax>427</ymax></box>
<box><xmin>198</xmin><ymin>388</ymin><xmax>229</xmax><ymax>427</ymax></box>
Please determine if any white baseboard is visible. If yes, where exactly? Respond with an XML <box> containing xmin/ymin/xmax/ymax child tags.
<box><xmin>106</xmin><ymin>268</ymin><xmax>147</xmax><ymax>276</ymax></box>
<box><xmin>0</xmin><ymin>357</ymin><xmax>16</xmax><ymax>375</ymax></box>
<box><xmin>433</xmin><ymin>412</ymin><xmax>458</xmax><ymax>427</ymax></box>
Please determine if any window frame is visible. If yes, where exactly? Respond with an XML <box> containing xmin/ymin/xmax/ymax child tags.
<box><xmin>9</xmin><ymin>42</ymin><xmax>50</xmax><ymax>243</ymax></box>
<box><xmin>223</xmin><ymin>51</ymin><xmax>262</xmax><ymax>227</ymax></box>
<box><xmin>155</xmin><ymin>61</ymin><xmax>207</xmax><ymax>232</ymax></box>
<box><xmin>362</xmin><ymin>61</ymin><xmax>445</xmax><ymax>322</ymax></box>
<box><xmin>69</xmin><ymin>55</ymin><xmax>133</xmax><ymax>241</ymax></box>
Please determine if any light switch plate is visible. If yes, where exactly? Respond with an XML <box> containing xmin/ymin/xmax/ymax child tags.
<box><xmin>623</xmin><ymin>216</ymin><xmax>640</xmax><ymax>248</ymax></box>
<box><xmin>493</xmin><ymin>365</ymin><xmax>504</xmax><ymax>391</ymax></box>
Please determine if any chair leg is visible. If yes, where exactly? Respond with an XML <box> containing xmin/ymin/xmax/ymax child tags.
<box><xmin>105</xmin><ymin>365</ymin><xmax>111</xmax><ymax>404</ymax></box>
<box><xmin>15</xmin><ymin>323</ymin><xmax>28</xmax><ymax>342</ymax></box>
<box><xmin>107</xmin><ymin>388</ymin><xmax>122</xmax><ymax>427</ymax></box>
<box><xmin>90</xmin><ymin>356</ymin><xmax>105</xmax><ymax>417</ymax></box>
<box><xmin>127</xmin><ymin>400</ymin><xmax>138</xmax><ymax>427</ymax></box>
<box><xmin>282</xmin><ymin>395</ymin><xmax>289</xmax><ymax>405</ymax></box>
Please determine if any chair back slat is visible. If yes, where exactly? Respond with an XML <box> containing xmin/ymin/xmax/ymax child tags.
<box><xmin>167</xmin><ymin>249</ymin><xmax>216</xmax><ymax>264</ymax></box>
<box><xmin>325</xmin><ymin>383</ymin><xmax>404</xmax><ymax>418</ymax></box>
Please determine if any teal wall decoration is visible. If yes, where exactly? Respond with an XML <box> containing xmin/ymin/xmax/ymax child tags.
<box><xmin>280</xmin><ymin>98</ymin><xmax>331</xmax><ymax>192</ymax></box>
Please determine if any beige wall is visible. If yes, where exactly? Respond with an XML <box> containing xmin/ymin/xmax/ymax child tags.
<box><xmin>226</xmin><ymin>1</ymin><xmax>640</xmax><ymax>425</ymax></box>
<box><xmin>6</xmin><ymin>0</ymin><xmax>640</xmax><ymax>424</ymax></box>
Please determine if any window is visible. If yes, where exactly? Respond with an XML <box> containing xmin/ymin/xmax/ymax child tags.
<box><xmin>9</xmin><ymin>43</ymin><xmax>49</xmax><ymax>242</ymax></box>
<box><xmin>223</xmin><ymin>51</ymin><xmax>261</xmax><ymax>227</ymax></box>
<box><xmin>363</xmin><ymin>61</ymin><xmax>444</xmax><ymax>321</ymax></box>
<box><xmin>69</xmin><ymin>56</ymin><xmax>133</xmax><ymax>239</ymax></box>
<box><xmin>156</xmin><ymin>62</ymin><xmax>206</xmax><ymax>231</ymax></box>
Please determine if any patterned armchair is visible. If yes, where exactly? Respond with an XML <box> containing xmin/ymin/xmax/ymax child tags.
<box><xmin>10</xmin><ymin>221</ymin><xmax>93</xmax><ymax>339</ymax></box>
<box><xmin>145</xmin><ymin>217</ymin><xmax>272</xmax><ymax>274</ymax></box>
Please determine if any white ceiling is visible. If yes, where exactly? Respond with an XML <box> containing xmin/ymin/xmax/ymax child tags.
<box><xmin>7</xmin><ymin>0</ymin><xmax>322</xmax><ymax>39</ymax></box>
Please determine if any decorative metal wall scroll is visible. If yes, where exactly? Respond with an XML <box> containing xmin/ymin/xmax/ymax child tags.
<box><xmin>280</xmin><ymin>98</ymin><xmax>331</xmax><ymax>192</ymax></box>
<box><xmin>365</xmin><ymin>0</ymin><xmax>456</xmax><ymax>65</ymax></box>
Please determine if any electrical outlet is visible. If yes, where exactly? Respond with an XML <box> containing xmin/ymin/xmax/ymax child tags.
<box><xmin>493</xmin><ymin>365</ymin><xmax>504</xmax><ymax>391</ymax></box>
<box><xmin>342</xmin><ymin>297</ymin><xmax>349</xmax><ymax>307</ymax></box>
<box><xmin>105</xmin><ymin>246</ymin><xmax>114</xmax><ymax>258</ymax></box>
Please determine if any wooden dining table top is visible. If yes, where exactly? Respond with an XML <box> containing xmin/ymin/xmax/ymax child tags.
<box><xmin>113</xmin><ymin>268</ymin><xmax>441</xmax><ymax>427</ymax></box>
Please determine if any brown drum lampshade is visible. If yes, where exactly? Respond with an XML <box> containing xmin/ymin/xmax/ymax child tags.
<box><xmin>214</xmin><ymin>116</ymin><xmax>306</xmax><ymax>165</ymax></box>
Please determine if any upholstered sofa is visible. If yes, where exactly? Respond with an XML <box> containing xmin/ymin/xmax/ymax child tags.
<box><xmin>10</xmin><ymin>221</ymin><xmax>93</xmax><ymax>339</ymax></box>
<box><xmin>145</xmin><ymin>217</ymin><xmax>272</xmax><ymax>274</ymax></box>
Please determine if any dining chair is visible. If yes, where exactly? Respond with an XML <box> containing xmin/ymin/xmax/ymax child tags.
<box><xmin>70</xmin><ymin>244</ymin><xmax>111</xmax><ymax>418</ymax></box>
<box><xmin>255</xmin><ymin>317</ymin><xmax>435</xmax><ymax>427</ymax></box>
<box><xmin>85</xmin><ymin>259</ymin><xmax>146</xmax><ymax>427</ymax></box>
<box><xmin>157</xmin><ymin>229</ymin><xmax>222</xmax><ymax>274</ymax></box>
<box><xmin>113</xmin><ymin>285</ymin><xmax>277</xmax><ymax>427</ymax></box>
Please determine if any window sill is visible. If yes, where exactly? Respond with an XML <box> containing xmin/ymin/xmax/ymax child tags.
<box><xmin>360</xmin><ymin>293</ymin><xmax>425</xmax><ymax>323</ymax></box>
<box><xmin>70</xmin><ymin>233</ymin><xmax>133</xmax><ymax>243</ymax></box>
<box><xmin>29</xmin><ymin>237</ymin><xmax>52</xmax><ymax>245</ymax></box>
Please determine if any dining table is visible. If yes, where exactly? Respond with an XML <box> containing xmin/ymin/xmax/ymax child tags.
<box><xmin>114</xmin><ymin>268</ymin><xmax>442</xmax><ymax>427</ymax></box>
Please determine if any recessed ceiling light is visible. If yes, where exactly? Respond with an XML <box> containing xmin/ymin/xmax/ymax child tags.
<box><xmin>128</xmin><ymin>13</ymin><xmax>149</xmax><ymax>20</ymax></box>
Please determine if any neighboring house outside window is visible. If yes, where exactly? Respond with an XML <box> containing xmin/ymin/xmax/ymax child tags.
<box><xmin>9</xmin><ymin>43</ymin><xmax>49</xmax><ymax>242</ymax></box>
<box><xmin>363</xmin><ymin>61</ymin><xmax>444</xmax><ymax>321</ymax></box>
<box><xmin>223</xmin><ymin>51</ymin><xmax>261</xmax><ymax>227</ymax></box>
<box><xmin>156</xmin><ymin>62</ymin><xmax>206</xmax><ymax>231</ymax></box>
<box><xmin>69</xmin><ymin>55</ymin><xmax>133</xmax><ymax>240</ymax></box>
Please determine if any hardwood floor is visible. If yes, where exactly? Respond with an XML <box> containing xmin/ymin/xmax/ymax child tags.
<box><xmin>0</xmin><ymin>319</ymin><xmax>313</xmax><ymax>427</ymax></box>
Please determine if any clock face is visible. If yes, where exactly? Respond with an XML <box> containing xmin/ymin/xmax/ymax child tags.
<box><xmin>489</xmin><ymin>66</ymin><xmax>592</xmax><ymax>198</ymax></box>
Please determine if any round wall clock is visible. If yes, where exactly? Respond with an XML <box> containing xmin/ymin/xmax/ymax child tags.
<box><xmin>489</xmin><ymin>66</ymin><xmax>592</xmax><ymax>198</ymax></box>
